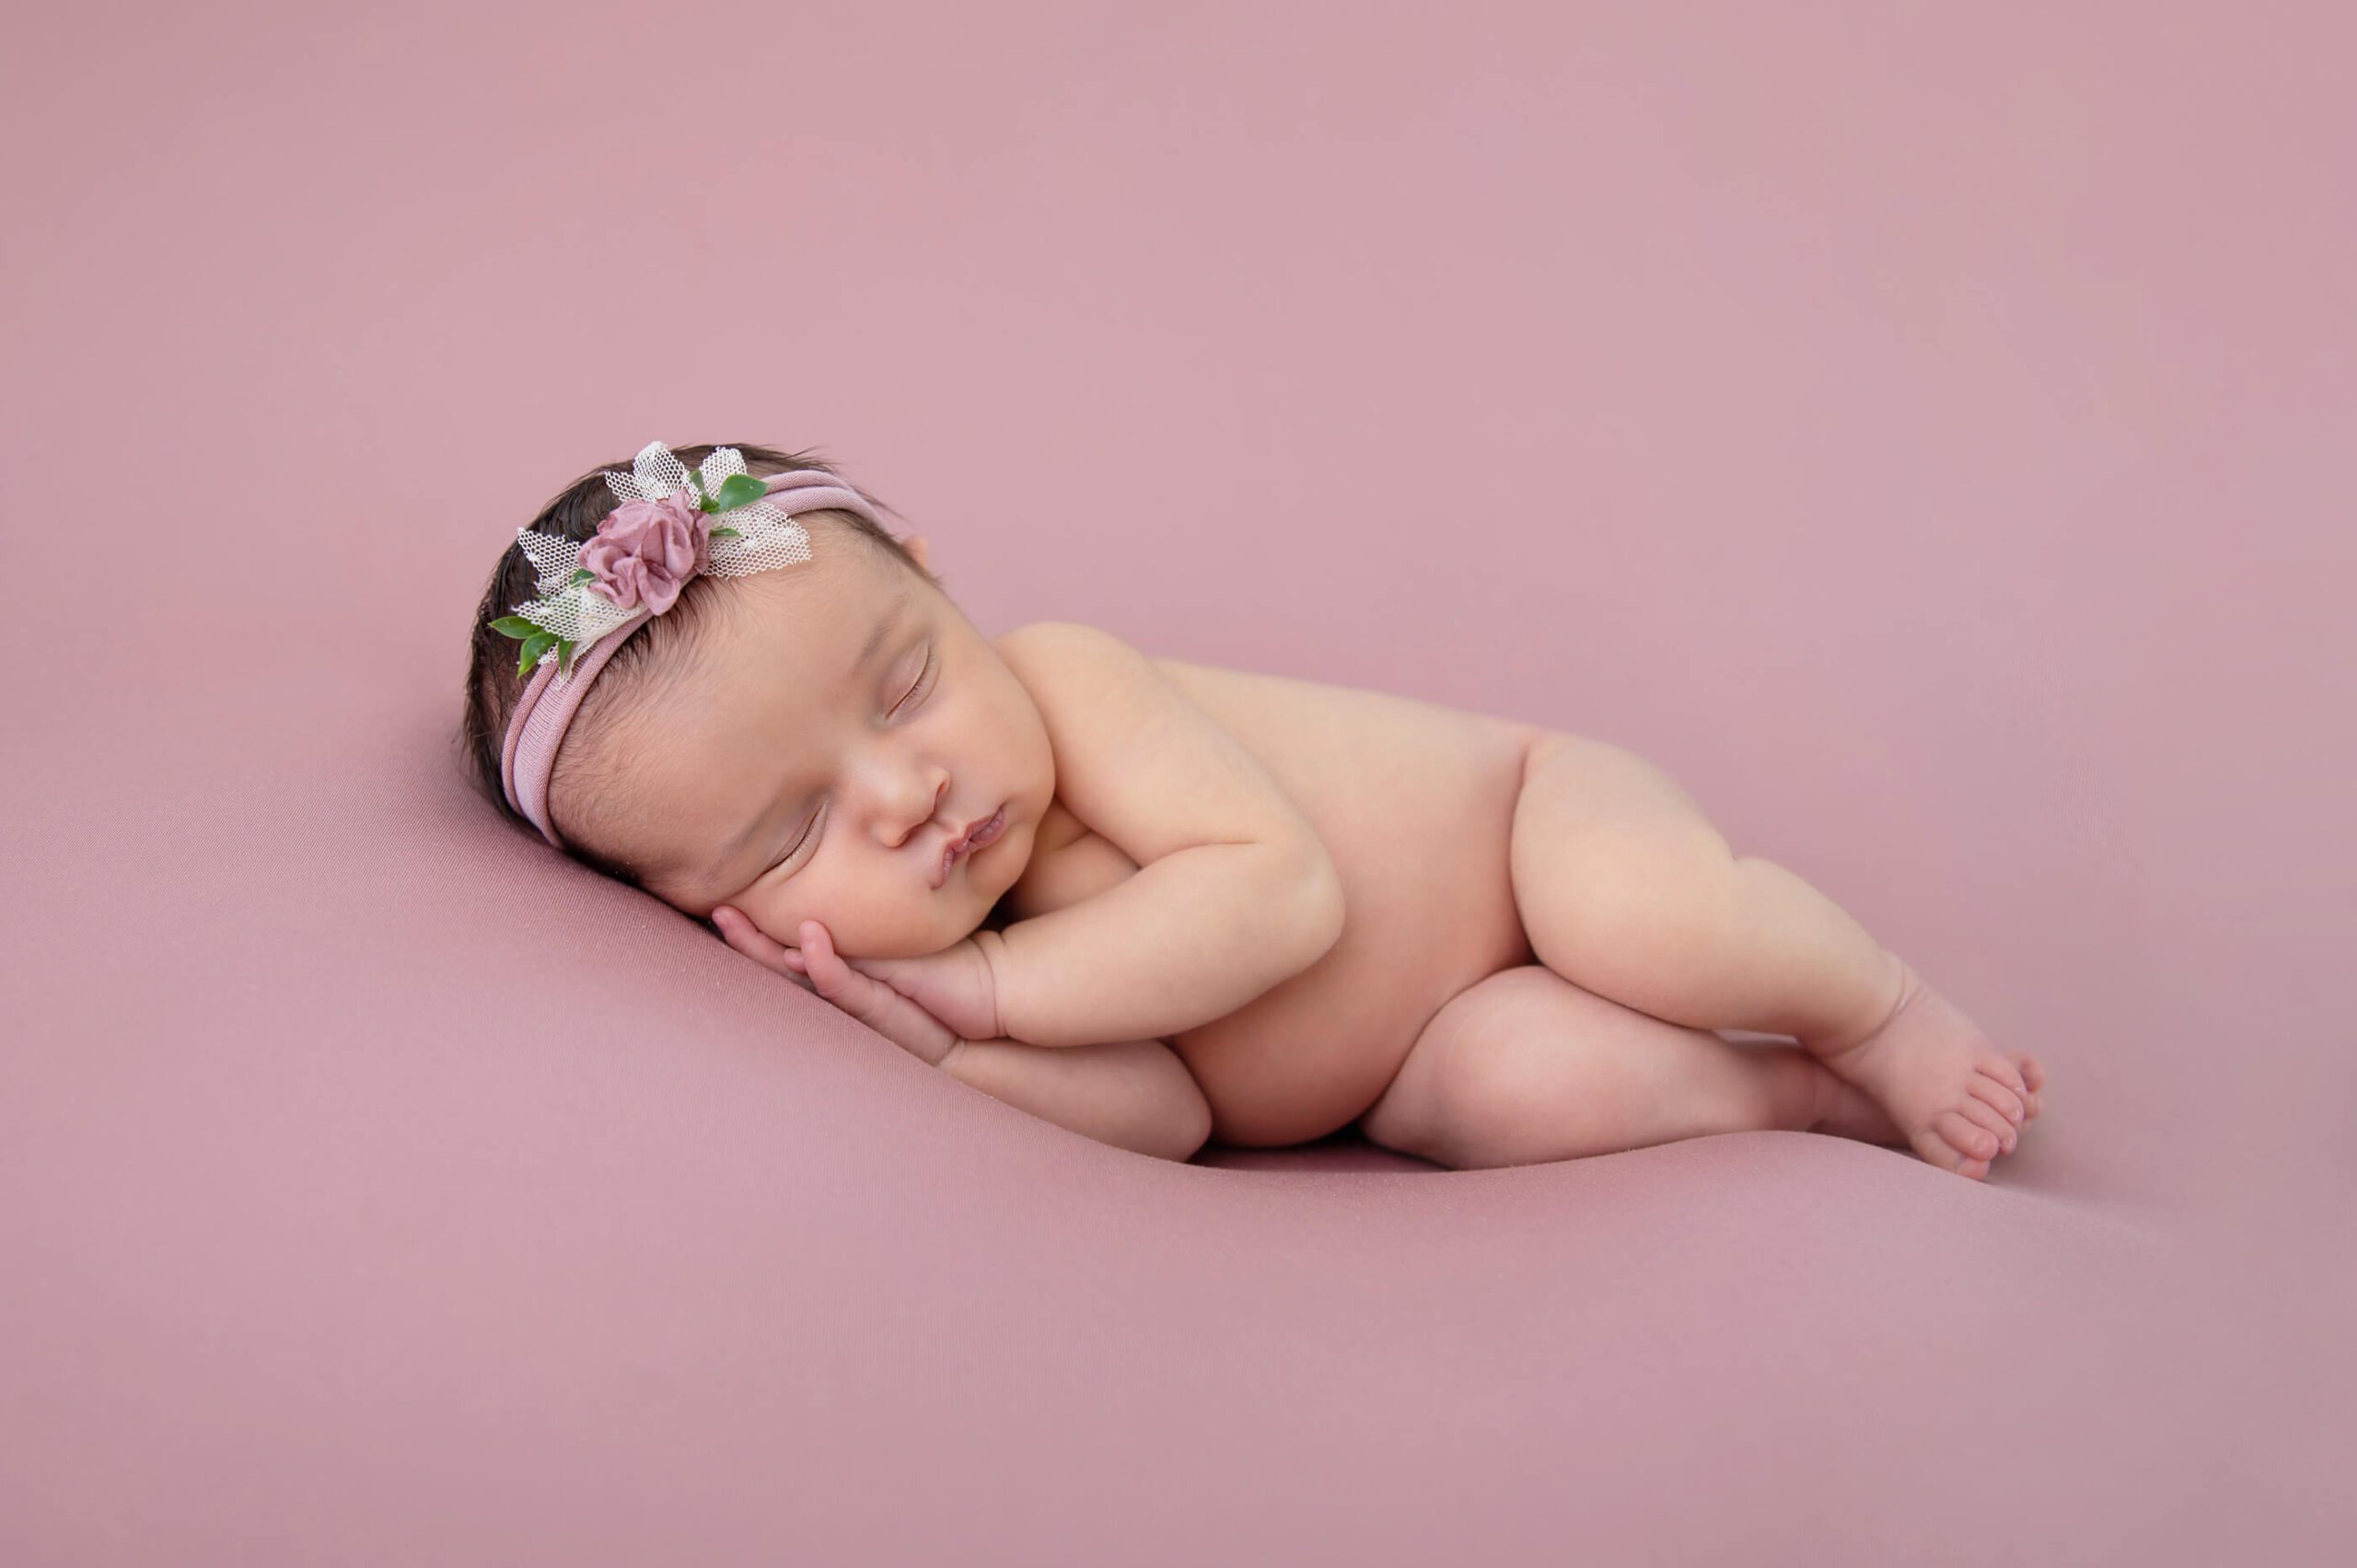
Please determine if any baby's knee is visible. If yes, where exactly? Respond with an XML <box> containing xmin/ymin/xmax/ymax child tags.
<box><xmin>1368</xmin><ymin>971</ymin><xmax>1626</xmax><ymax>1167</ymax></box>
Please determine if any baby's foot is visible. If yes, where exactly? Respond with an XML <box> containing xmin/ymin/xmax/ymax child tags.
<box><xmin>1800</xmin><ymin>1061</ymin><xmax>1905</xmax><ymax>1146</ymax></box>
<box><xmin>1810</xmin><ymin>959</ymin><xmax>2044</xmax><ymax>1180</ymax></box>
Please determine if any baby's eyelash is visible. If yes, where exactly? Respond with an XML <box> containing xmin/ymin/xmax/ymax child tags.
<box><xmin>889</xmin><ymin>647</ymin><xmax>935</xmax><ymax>716</ymax></box>
<box><xmin>764</xmin><ymin>647</ymin><xmax>937</xmax><ymax>875</ymax></box>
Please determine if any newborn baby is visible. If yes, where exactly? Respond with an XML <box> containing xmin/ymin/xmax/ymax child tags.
<box><xmin>462</xmin><ymin>440</ymin><xmax>2046</xmax><ymax>1173</ymax></box>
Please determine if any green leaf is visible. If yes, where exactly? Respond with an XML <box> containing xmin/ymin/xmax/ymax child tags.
<box><xmin>567</xmin><ymin>567</ymin><xmax>595</xmax><ymax>587</ymax></box>
<box><xmin>517</xmin><ymin>631</ymin><xmax>555</xmax><ymax>679</ymax></box>
<box><xmin>490</xmin><ymin>615</ymin><xmax>540</xmax><ymax>640</ymax></box>
<box><xmin>708</xmin><ymin>526</ymin><xmax>740</xmax><ymax>540</ymax></box>
<box><xmin>712</xmin><ymin>473</ymin><xmax>767</xmax><ymax>512</ymax></box>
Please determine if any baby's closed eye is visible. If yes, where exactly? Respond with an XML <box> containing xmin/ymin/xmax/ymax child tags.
<box><xmin>763</xmin><ymin>643</ymin><xmax>942</xmax><ymax>877</ymax></box>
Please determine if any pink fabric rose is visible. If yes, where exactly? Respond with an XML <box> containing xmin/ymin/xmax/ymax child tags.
<box><xmin>577</xmin><ymin>491</ymin><xmax>712</xmax><ymax>615</ymax></box>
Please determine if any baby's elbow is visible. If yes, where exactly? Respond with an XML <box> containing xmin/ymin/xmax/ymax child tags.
<box><xmin>1165</xmin><ymin>1097</ymin><xmax>1215</xmax><ymax>1164</ymax></box>
<box><xmin>1286</xmin><ymin>845</ymin><xmax>1348</xmax><ymax>964</ymax></box>
<box><xmin>1167</xmin><ymin>1056</ymin><xmax>1216</xmax><ymax>1162</ymax></box>
<box><xmin>1124</xmin><ymin>1086</ymin><xmax>1213</xmax><ymax>1165</ymax></box>
<box><xmin>1129</xmin><ymin>1042</ymin><xmax>1214</xmax><ymax>1164</ymax></box>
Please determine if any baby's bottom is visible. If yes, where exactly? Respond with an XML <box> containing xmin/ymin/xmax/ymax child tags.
<box><xmin>1358</xmin><ymin>964</ymin><xmax>1900</xmax><ymax>1167</ymax></box>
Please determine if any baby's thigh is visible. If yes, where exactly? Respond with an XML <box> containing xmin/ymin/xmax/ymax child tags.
<box><xmin>1507</xmin><ymin>731</ymin><xmax>1738</xmax><ymax>975</ymax></box>
<box><xmin>1512</xmin><ymin>731</ymin><xmax>1724</xmax><ymax>864</ymax></box>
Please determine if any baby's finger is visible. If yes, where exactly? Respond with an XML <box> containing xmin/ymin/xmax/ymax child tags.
<box><xmin>797</xmin><ymin>922</ymin><xmax>849</xmax><ymax>982</ymax></box>
<box><xmin>714</xmin><ymin>905</ymin><xmax>778</xmax><ymax>958</ymax></box>
<box><xmin>797</xmin><ymin>923</ymin><xmax>883</xmax><ymax>1008</ymax></box>
<box><xmin>715</xmin><ymin>906</ymin><xmax>810</xmax><ymax>981</ymax></box>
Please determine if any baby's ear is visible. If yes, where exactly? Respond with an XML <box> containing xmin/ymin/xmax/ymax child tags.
<box><xmin>903</xmin><ymin>534</ymin><xmax>930</xmax><ymax>571</ymax></box>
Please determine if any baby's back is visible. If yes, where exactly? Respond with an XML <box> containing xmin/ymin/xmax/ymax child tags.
<box><xmin>1000</xmin><ymin>655</ymin><xmax>1540</xmax><ymax>1147</ymax></box>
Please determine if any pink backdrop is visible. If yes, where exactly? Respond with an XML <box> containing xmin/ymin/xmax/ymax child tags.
<box><xmin>4</xmin><ymin>2</ymin><xmax>2350</xmax><ymax>1562</ymax></box>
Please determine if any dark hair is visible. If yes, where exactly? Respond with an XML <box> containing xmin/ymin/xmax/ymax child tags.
<box><xmin>455</xmin><ymin>441</ymin><xmax>940</xmax><ymax>892</ymax></box>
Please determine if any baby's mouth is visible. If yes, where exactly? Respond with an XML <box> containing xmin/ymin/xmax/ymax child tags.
<box><xmin>937</xmin><ymin>805</ymin><xmax>1007</xmax><ymax>887</ymax></box>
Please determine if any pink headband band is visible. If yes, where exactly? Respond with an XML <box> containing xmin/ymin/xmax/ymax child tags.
<box><xmin>499</xmin><ymin>464</ymin><xmax>892</xmax><ymax>850</ymax></box>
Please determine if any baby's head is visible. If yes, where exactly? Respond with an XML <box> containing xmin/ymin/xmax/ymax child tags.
<box><xmin>458</xmin><ymin>441</ymin><xmax>1053</xmax><ymax>960</ymax></box>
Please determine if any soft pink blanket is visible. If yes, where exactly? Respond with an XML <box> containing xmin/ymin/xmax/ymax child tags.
<box><xmin>4</xmin><ymin>5</ymin><xmax>2350</xmax><ymax>1562</ymax></box>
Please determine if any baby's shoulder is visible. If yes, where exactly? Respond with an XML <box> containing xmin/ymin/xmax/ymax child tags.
<box><xmin>989</xmin><ymin>619</ymin><xmax>1120</xmax><ymax>664</ymax></box>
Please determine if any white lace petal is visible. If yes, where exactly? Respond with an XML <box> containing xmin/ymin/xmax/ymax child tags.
<box><xmin>706</xmin><ymin>508</ymin><xmax>813</xmax><ymax>575</ymax></box>
<box><xmin>575</xmin><ymin>588</ymin><xmax>639</xmax><ymax>644</ymax></box>
<box><xmin>700</xmin><ymin>447</ymin><xmax>748</xmax><ymax>493</ymax></box>
<box><xmin>513</xmin><ymin>579</ymin><xmax>639</xmax><ymax>658</ymax></box>
<box><xmin>625</xmin><ymin>440</ymin><xmax>691</xmax><ymax>504</ymax></box>
<box><xmin>515</xmin><ymin>528</ymin><xmax>585</xmax><ymax>597</ymax></box>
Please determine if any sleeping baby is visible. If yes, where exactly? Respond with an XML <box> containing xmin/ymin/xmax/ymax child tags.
<box><xmin>459</xmin><ymin>440</ymin><xmax>2046</xmax><ymax>1173</ymax></box>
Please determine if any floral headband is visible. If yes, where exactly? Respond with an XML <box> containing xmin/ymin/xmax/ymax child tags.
<box><xmin>493</xmin><ymin>439</ymin><xmax>894</xmax><ymax>850</ymax></box>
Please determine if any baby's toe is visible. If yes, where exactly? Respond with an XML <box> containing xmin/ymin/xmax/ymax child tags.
<box><xmin>1907</xmin><ymin>1125</ymin><xmax>1975</xmax><ymax>1175</ymax></box>
<box><xmin>1955</xmin><ymin>1097</ymin><xmax>2017</xmax><ymax>1154</ymax></box>
<box><xmin>2012</xmin><ymin>1053</ymin><xmax>2046</xmax><ymax>1117</ymax></box>
<box><xmin>1933</xmin><ymin>1108</ymin><xmax>2003</xmax><ymax>1166</ymax></box>
<box><xmin>1968</xmin><ymin>1073</ymin><xmax>2026</xmax><ymax>1126</ymax></box>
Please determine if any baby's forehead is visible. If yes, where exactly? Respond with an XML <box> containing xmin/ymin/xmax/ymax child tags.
<box><xmin>679</xmin><ymin>569</ymin><xmax>922</xmax><ymax>738</ymax></box>
<box><xmin>736</xmin><ymin>550</ymin><xmax>914</xmax><ymax>657</ymax></box>
<box><xmin>619</xmin><ymin>562</ymin><xmax>911</xmax><ymax>826</ymax></box>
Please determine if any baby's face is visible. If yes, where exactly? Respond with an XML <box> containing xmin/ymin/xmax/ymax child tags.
<box><xmin>617</xmin><ymin>536</ymin><xmax>1053</xmax><ymax>959</ymax></box>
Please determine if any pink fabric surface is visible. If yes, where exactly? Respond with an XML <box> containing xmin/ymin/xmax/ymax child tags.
<box><xmin>4</xmin><ymin>3</ymin><xmax>2351</xmax><ymax>1563</ymax></box>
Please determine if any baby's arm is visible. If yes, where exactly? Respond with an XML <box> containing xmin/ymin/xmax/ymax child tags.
<box><xmin>979</xmin><ymin>845</ymin><xmax>1338</xmax><ymax>1049</ymax></box>
<box><xmin>712</xmin><ymin>909</ymin><xmax>1213</xmax><ymax>1161</ymax></box>
<box><xmin>941</xmin><ymin>1036</ymin><xmax>1213</xmax><ymax>1163</ymax></box>
<box><xmin>986</xmin><ymin>622</ymin><xmax>1347</xmax><ymax>1051</ymax></box>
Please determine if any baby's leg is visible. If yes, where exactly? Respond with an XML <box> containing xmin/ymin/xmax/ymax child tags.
<box><xmin>1505</xmin><ymin>733</ymin><xmax>2045</xmax><ymax>1179</ymax></box>
<box><xmin>1358</xmin><ymin>964</ymin><xmax>1903</xmax><ymax>1171</ymax></box>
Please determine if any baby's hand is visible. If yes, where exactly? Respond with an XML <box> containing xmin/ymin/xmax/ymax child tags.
<box><xmin>828</xmin><ymin>927</ymin><xmax>1004</xmax><ymax>1044</ymax></box>
<box><xmin>713</xmin><ymin>908</ymin><xmax>972</xmax><ymax>1068</ymax></box>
